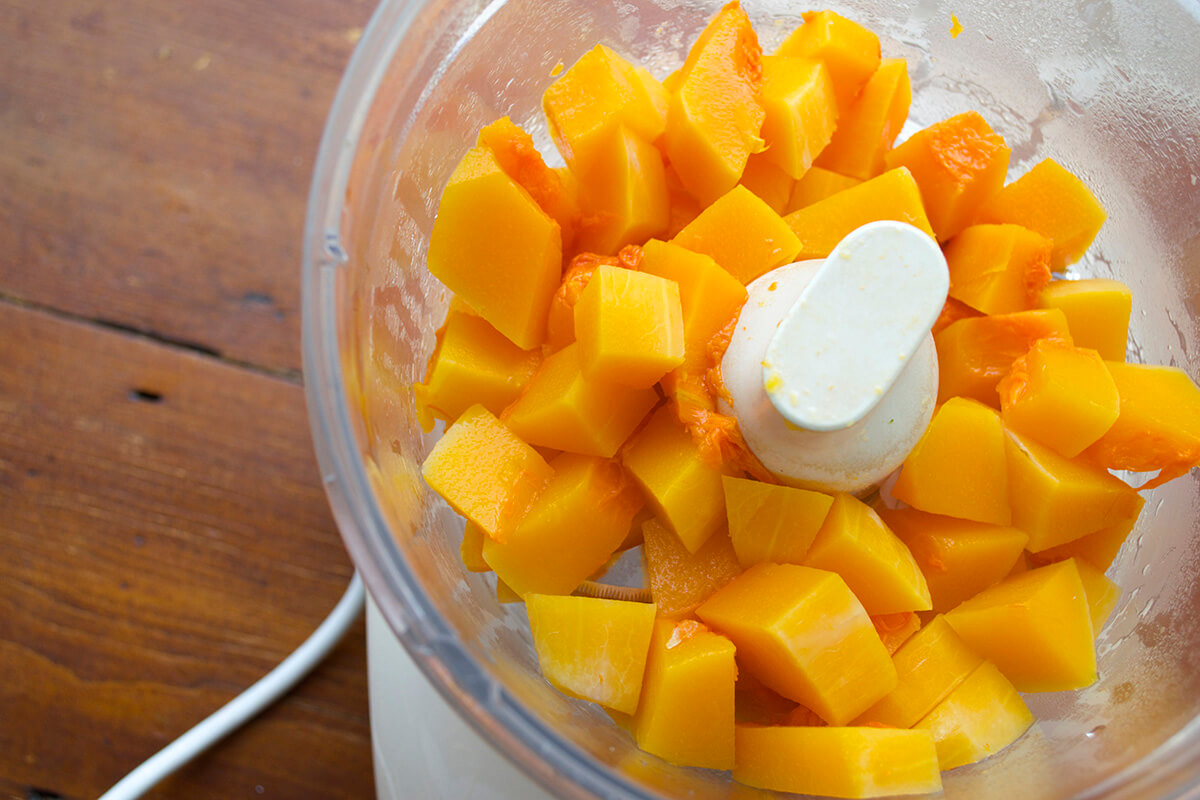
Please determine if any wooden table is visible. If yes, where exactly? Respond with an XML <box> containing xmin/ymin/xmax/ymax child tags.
<box><xmin>0</xmin><ymin>0</ymin><xmax>378</xmax><ymax>797</ymax></box>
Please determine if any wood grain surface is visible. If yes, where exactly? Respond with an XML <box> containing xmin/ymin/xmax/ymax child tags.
<box><xmin>0</xmin><ymin>0</ymin><xmax>378</xmax><ymax>797</ymax></box>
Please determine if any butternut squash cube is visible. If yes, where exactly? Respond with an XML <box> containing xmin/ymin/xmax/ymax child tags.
<box><xmin>854</xmin><ymin>616</ymin><xmax>984</xmax><ymax>728</ymax></box>
<box><xmin>885</xmin><ymin>111</ymin><xmax>1010</xmax><ymax>241</ymax></box>
<box><xmin>526</xmin><ymin>594</ymin><xmax>657</xmax><ymax>714</ymax></box>
<box><xmin>1084</xmin><ymin>362</ymin><xmax>1200</xmax><ymax>489</ymax></box>
<box><xmin>802</xmin><ymin>493</ymin><xmax>932</xmax><ymax>615</ymax></box>
<box><xmin>634</xmin><ymin>619</ymin><xmax>737</xmax><ymax>769</ymax></box>
<box><xmin>723</xmin><ymin>475</ymin><xmax>833</xmax><ymax>568</ymax></box>
<box><xmin>503</xmin><ymin>343</ymin><xmax>658</xmax><ymax>458</ymax></box>
<box><xmin>734</xmin><ymin>726</ymin><xmax>942</xmax><ymax>799</ymax></box>
<box><xmin>575</xmin><ymin>125</ymin><xmax>670</xmax><ymax>255</ymax></box>
<box><xmin>1074</xmin><ymin>558</ymin><xmax>1121</xmax><ymax>634</ymax></box>
<box><xmin>776</xmin><ymin>10</ymin><xmax>882</xmax><ymax>115</ymax></box>
<box><xmin>574</xmin><ymin>265</ymin><xmax>684</xmax><ymax>388</ymax></box>
<box><xmin>914</xmin><ymin>661</ymin><xmax>1034</xmax><ymax>770</ymax></box>
<box><xmin>642</xmin><ymin>518</ymin><xmax>742</xmax><ymax>619</ymax></box>
<box><xmin>622</xmin><ymin>405</ymin><xmax>726</xmax><ymax>553</ymax></box>
<box><xmin>976</xmin><ymin>158</ymin><xmax>1107</xmax><ymax>268</ymax></box>
<box><xmin>413</xmin><ymin>308</ymin><xmax>542</xmax><ymax>431</ymax></box>
<box><xmin>784</xmin><ymin>167</ymin><xmax>934</xmax><ymax>259</ymax></box>
<box><xmin>945</xmin><ymin>560</ymin><xmax>1096</xmax><ymax>692</ymax></box>
<box><xmin>998</xmin><ymin>338</ymin><xmax>1120</xmax><ymax>458</ymax></box>
<box><xmin>786</xmin><ymin>165</ymin><xmax>862</xmax><ymax>212</ymax></box>
<box><xmin>1005</xmin><ymin>427</ymin><xmax>1144</xmax><ymax>553</ymax></box>
<box><xmin>1038</xmin><ymin>279</ymin><xmax>1132</xmax><ymax>361</ymax></box>
<box><xmin>934</xmin><ymin>308</ymin><xmax>1073</xmax><ymax>405</ymax></box>
<box><xmin>878</xmin><ymin>508</ymin><xmax>1029</xmax><ymax>612</ymax></box>
<box><xmin>696</xmin><ymin>563</ymin><xmax>897</xmax><ymax>724</ymax></box>
<box><xmin>815</xmin><ymin>58</ymin><xmax>910</xmax><ymax>180</ymax></box>
<box><xmin>758</xmin><ymin>56</ymin><xmax>838</xmax><ymax>179</ymax></box>
<box><xmin>483</xmin><ymin>453</ymin><xmax>643</xmax><ymax>597</ymax></box>
<box><xmin>665</xmin><ymin>2</ymin><xmax>766</xmax><ymax>204</ymax></box>
<box><xmin>460</xmin><ymin>521</ymin><xmax>490</xmax><ymax>573</ymax></box>
<box><xmin>893</xmin><ymin>397</ymin><xmax>1011</xmax><ymax>526</ymax></box>
<box><xmin>739</xmin><ymin>153</ymin><xmax>795</xmax><ymax>213</ymax></box>
<box><xmin>544</xmin><ymin>248</ymin><xmax>641</xmax><ymax>353</ymax></box>
<box><xmin>421</xmin><ymin>405</ymin><xmax>554</xmax><ymax>541</ymax></box>
<box><xmin>427</xmin><ymin>146</ymin><xmax>562</xmax><ymax>349</ymax></box>
<box><xmin>672</xmin><ymin>185</ymin><xmax>801</xmax><ymax>285</ymax></box>
<box><xmin>1030</xmin><ymin>514</ymin><xmax>1139</xmax><ymax>573</ymax></box>
<box><xmin>944</xmin><ymin>224</ymin><xmax>1053</xmax><ymax>315</ymax></box>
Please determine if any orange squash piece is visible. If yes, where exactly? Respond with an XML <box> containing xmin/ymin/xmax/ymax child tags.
<box><xmin>815</xmin><ymin>58</ymin><xmax>910</xmax><ymax>180</ymax></box>
<box><xmin>665</xmin><ymin>1</ymin><xmax>766</xmax><ymax>205</ymax></box>
<box><xmin>944</xmin><ymin>224</ymin><xmax>1053</xmax><ymax>315</ymax></box>
<box><xmin>1030</xmin><ymin>515</ymin><xmax>1138</xmax><ymax>573</ymax></box>
<box><xmin>884</xmin><ymin>111</ymin><xmax>1010</xmax><ymax>241</ymax></box>
<box><xmin>758</xmin><ymin>56</ymin><xmax>838</xmax><ymax>178</ymax></box>
<box><xmin>575</xmin><ymin>125</ymin><xmax>669</xmax><ymax>255</ymax></box>
<box><xmin>1073</xmin><ymin>558</ymin><xmax>1121</xmax><ymax>635</ymax></box>
<box><xmin>934</xmin><ymin>308</ymin><xmax>1073</xmax><ymax>405</ymax></box>
<box><xmin>783</xmin><ymin>167</ymin><xmax>934</xmax><ymax>259</ymax></box>
<box><xmin>1083</xmin><ymin>362</ymin><xmax>1200</xmax><ymax>489</ymax></box>
<box><xmin>503</xmin><ymin>343</ymin><xmax>658</xmax><ymax>458</ymax></box>
<box><xmin>913</xmin><ymin>661</ymin><xmax>1034</xmax><ymax>770</ymax></box>
<box><xmin>722</xmin><ymin>475</ymin><xmax>832</xmax><ymax>568</ymax></box>
<box><xmin>776</xmin><ymin>10</ymin><xmax>882</xmax><ymax>115</ymax></box>
<box><xmin>543</xmin><ymin>247</ymin><xmax>641</xmax><ymax>353</ymax></box>
<box><xmin>786</xmin><ymin>165</ymin><xmax>862</xmax><ymax>212</ymax></box>
<box><xmin>672</xmin><ymin>184</ymin><xmax>801</xmax><ymax>285</ymax></box>
<box><xmin>893</xmin><ymin>397</ymin><xmax>1011</xmax><ymax>526</ymax></box>
<box><xmin>739</xmin><ymin>153</ymin><xmax>795</xmax><ymax>213</ymax></box>
<box><xmin>976</xmin><ymin>157</ymin><xmax>1107</xmax><ymax>268</ymax></box>
<box><xmin>427</xmin><ymin>146</ymin><xmax>562</xmax><ymax>349</ymax></box>
<box><xmin>1038</xmin><ymin>279</ymin><xmax>1131</xmax><ymax>361</ymax></box>
<box><xmin>642</xmin><ymin>518</ymin><xmax>742</xmax><ymax>619</ymax></box>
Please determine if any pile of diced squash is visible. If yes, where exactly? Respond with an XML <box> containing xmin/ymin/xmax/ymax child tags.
<box><xmin>409</xmin><ymin>2</ymin><xmax>1200</xmax><ymax>796</ymax></box>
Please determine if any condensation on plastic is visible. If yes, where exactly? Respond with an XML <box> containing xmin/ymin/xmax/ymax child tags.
<box><xmin>301</xmin><ymin>1</ymin><xmax>1200</xmax><ymax>798</ymax></box>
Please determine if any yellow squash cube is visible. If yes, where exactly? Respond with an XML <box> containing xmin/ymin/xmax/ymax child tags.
<box><xmin>914</xmin><ymin>660</ymin><xmax>1034</xmax><ymax>770</ymax></box>
<box><xmin>1038</xmin><ymin>278</ymin><xmax>1132</xmax><ymax>361</ymax></box>
<box><xmin>1030</xmin><ymin>515</ymin><xmax>1139</xmax><ymax>573</ymax></box>
<box><xmin>776</xmin><ymin>10</ymin><xmax>882</xmax><ymax>114</ymax></box>
<box><xmin>634</xmin><ymin>619</ymin><xmax>737</xmax><ymax>770</ymax></box>
<box><xmin>526</xmin><ymin>594</ymin><xmax>657</xmax><ymax>714</ymax></box>
<box><xmin>893</xmin><ymin>397</ymin><xmax>1011</xmax><ymax>526</ymax></box>
<box><xmin>802</xmin><ymin>493</ymin><xmax>932</xmax><ymax>615</ymax></box>
<box><xmin>575</xmin><ymin>125</ymin><xmax>670</xmax><ymax>255</ymax></box>
<box><xmin>739</xmin><ymin>153</ymin><xmax>795</xmax><ymax>213</ymax></box>
<box><xmin>574</xmin><ymin>265</ymin><xmax>685</xmax><ymax>388</ymax></box>
<box><xmin>696</xmin><ymin>563</ymin><xmax>897</xmax><ymax>724</ymax></box>
<box><xmin>642</xmin><ymin>519</ymin><xmax>742</xmax><ymax>619</ymax></box>
<box><xmin>758</xmin><ymin>56</ymin><xmax>839</xmax><ymax>178</ymax></box>
<box><xmin>1073</xmin><ymin>558</ymin><xmax>1121</xmax><ymax>634</ymax></box>
<box><xmin>672</xmin><ymin>185</ymin><xmax>801</xmax><ymax>285</ymax></box>
<box><xmin>945</xmin><ymin>560</ymin><xmax>1096</xmax><ymax>692</ymax></box>
<box><xmin>786</xmin><ymin>165</ymin><xmax>862</xmax><ymax>212</ymax></box>
<box><xmin>814</xmin><ymin>58</ymin><xmax>910</xmax><ymax>180</ymax></box>
<box><xmin>734</xmin><ymin>726</ymin><xmax>941</xmax><ymax>799</ymax></box>
<box><xmin>722</xmin><ymin>475</ymin><xmax>833</xmax><ymax>568</ymax></box>
<box><xmin>944</xmin><ymin>224</ymin><xmax>1053</xmax><ymax>315</ymax></box>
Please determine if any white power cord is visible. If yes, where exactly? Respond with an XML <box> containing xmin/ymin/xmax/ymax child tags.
<box><xmin>98</xmin><ymin>572</ymin><xmax>366</xmax><ymax>800</ymax></box>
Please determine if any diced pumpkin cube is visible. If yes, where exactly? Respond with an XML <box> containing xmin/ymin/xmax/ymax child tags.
<box><xmin>784</xmin><ymin>167</ymin><xmax>934</xmax><ymax>259</ymax></box>
<box><xmin>427</xmin><ymin>146</ymin><xmax>562</xmax><ymax>349</ymax></box>
<box><xmin>786</xmin><ymin>165</ymin><xmax>862</xmax><ymax>212</ymax></box>
<box><xmin>460</xmin><ymin>521</ymin><xmax>490</xmax><ymax>573</ymax></box>
<box><xmin>1084</xmin><ymin>362</ymin><xmax>1200</xmax><ymax>489</ymax></box>
<box><xmin>631</xmin><ymin>66</ymin><xmax>670</xmax><ymax>139</ymax></box>
<box><xmin>945</xmin><ymin>560</ymin><xmax>1096</xmax><ymax>692</ymax></box>
<box><xmin>739</xmin><ymin>152</ymin><xmax>795</xmax><ymax>213</ymax></box>
<box><xmin>884</xmin><ymin>111</ymin><xmax>1010</xmax><ymax>241</ymax></box>
<box><xmin>893</xmin><ymin>397</ymin><xmax>1011</xmax><ymax>526</ymax></box>
<box><xmin>776</xmin><ymin>10</ymin><xmax>882</xmax><ymax>115</ymax></box>
<box><xmin>665</xmin><ymin>2</ymin><xmax>766</xmax><ymax>204</ymax></box>
<box><xmin>1073</xmin><ymin>558</ymin><xmax>1121</xmax><ymax>634</ymax></box>
<box><xmin>873</xmin><ymin>611</ymin><xmax>922</xmax><ymax>655</ymax></box>
<box><xmin>574</xmin><ymin>265</ymin><xmax>684</xmax><ymax>388</ymax></box>
<box><xmin>696</xmin><ymin>563</ymin><xmax>897</xmax><ymax>724</ymax></box>
<box><xmin>855</xmin><ymin>616</ymin><xmax>984</xmax><ymax>728</ymax></box>
<box><xmin>526</xmin><ymin>594</ymin><xmax>657</xmax><ymax>714</ymax></box>
<box><xmin>734</xmin><ymin>726</ymin><xmax>942</xmax><ymax>799</ymax></box>
<box><xmin>634</xmin><ymin>619</ymin><xmax>737</xmax><ymax>769</ymax></box>
<box><xmin>503</xmin><ymin>343</ymin><xmax>658</xmax><ymax>458</ymax></box>
<box><xmin>642</xmin><ymin>518</ymin><xmax>742</xmax><ymax>618</ymax></box>
<box><xmin>814</xmin><ymin>58</ymin><xmax>910</xmax><ymax>180</ymax></box>
<box><xmin>976</xmin><ymin>158</ymin><xmax>1107</xmax><ymax>268</ymax></box>
<box><xmin>1005</xmin><ymin>427</ymin><xmax>1144</xmax><ymax>553</ymax></box>
<box><xmin>672</xmin><ymin>185</ymin><xmax>801</xmax><ymax>285</ymax></box>
<box><xmin>802</xmin><ymin>493</ymin><xmax>932</xmax><ymax>615</ymax></box>
<box><xmin>914</xmin><ymin>661</ymin><xmax>1034</xmax><ymax>770</ymax></box>
<box><xmin>542</xmin><ymin>44</ymin><xmax>668</xmax><ymax>173</ymax></box>
<box><xmin>878</xmin><ymin>508</ymin><xmax>1028</xmax><ymax>612</ymax></box>
<box><xmin>576</xmin><ymin>125</ymin><xmax>670</xmax><ymax>254</ymax></box>
<box><xmin>758</xmin><ymin>56</ymin><xmax>838</xmax><ymax>179</ymax></box>
<box><xmin>1038</xmin><ymin>279</ymin><xmax>1131</xmax><ymax>361</ymax></box>
<box><xmin>544</xmin><ymin>247</ymin><xmax>642</xmax><ymax>353</ymax></box>
<box><xmin>622</xmin><ymin>405</ymin><xmax>726</xmax><ymax>553</ymax></box>
<box><xmin>483</xmin><ymin>453</ymin><xmax>643</xmax><ymax>597</ymax></box>
<box><xmin>413</xmin><ymin>308</ymin><xmax>542</xmax><ymax>431</ymax></box>
<box><xmin>998</xmin><ymin>338</ymin><xmax>1120</xmax><ymax>458</ymax></box>
<box><xmin>722</xmin><ymin>475</ymin><xmax>833</xmax><ymax>568</ymax></box>
<box><xmin>1029</xmin><ymin>515</ymin><xmax>1138</xmax><ymax>573</ymax></box>
<box><xmin>944</xmin><ymin>224</ymin><xmax>1053</xmax><ymax>315</ymax></box>
<box><xmin>934</xmin><ymin>308</ymin><xmax>1073</xmax><ymax>405</ymax></box>
<box><xmin>421</xmin><ymin>405</ymin><xmax>554</xmax><ymax>540</ymax></box>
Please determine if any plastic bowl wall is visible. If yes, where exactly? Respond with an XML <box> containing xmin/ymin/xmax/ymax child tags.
<box><xmin>302</xmin><ymin>1</ymin><xmax>1200</xmax><ymax>797</ymax></box>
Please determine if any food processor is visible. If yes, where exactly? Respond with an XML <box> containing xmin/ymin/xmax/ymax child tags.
<box><xmin>301</xmin><ymin>0</ymin><xmax>1200</xmax><ymax>797</ymax></box>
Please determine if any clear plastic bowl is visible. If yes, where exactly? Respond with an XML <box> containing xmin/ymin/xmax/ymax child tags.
<box><xmin>302</xmin><ymin>1</ymin><xmax>1200</xmax><ymax>797</ymax></box>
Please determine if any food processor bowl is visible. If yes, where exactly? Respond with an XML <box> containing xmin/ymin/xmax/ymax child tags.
<box><xmin>302</xmin><ymin>0</ymin><xmax>1200</xmax><ymax>797</ymax></box>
